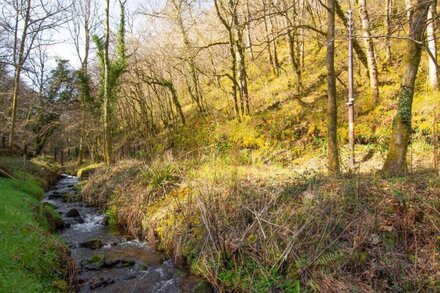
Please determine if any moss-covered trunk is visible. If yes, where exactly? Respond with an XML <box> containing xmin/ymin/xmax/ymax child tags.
<box><xmin>383</xmin><ymin>0</ymin><xmax>431</xmax><ymax>176</ymax></box>
<box><xmin>327</xmin><ymin>0</ymin><xmax>340</xmax><ymax>175</ymax></box>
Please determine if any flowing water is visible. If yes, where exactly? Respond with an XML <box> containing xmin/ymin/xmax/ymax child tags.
<box><xmin>43</xmin><ymin>174</ymin><xmax>210</xmax><ymax>293</ymax></box>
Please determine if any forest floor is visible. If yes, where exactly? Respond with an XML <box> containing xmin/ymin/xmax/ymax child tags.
<box><xmin>77</xmin><ymin>145</ymin><xmax>439</xmax><ymax>292</ymax></box>
<box><xmin>0</xmin><ymin>155</ymin><xmax>74</xmax><ymax>292</ymax></box>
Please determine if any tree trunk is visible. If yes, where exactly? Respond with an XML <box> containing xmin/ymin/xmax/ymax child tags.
<box><xmin>385</xmin><ymin>0</ymin><xmax>393</xmax><ymax>64</ymax></box>
<box><xmin>335</xmin><ymin>1</ymin><xmax>369</xmax><ymax>72</ymax></box>
<box><xmin>405</xmin><ymin>0</ymin><xmax>413</xmax><ymax>21</ymax></box>
<box><xmin>231</xmin><ymin>1</ymin><xmax>249</xmax><ymax>115</ymax></box>
<box><xmin>8</xmin><ymin>0</ymin><xmax>31</xmax><ymax>148</ymax></box>
<box><xmin>326</xmin><ymin>0</ymin><xmax>340</xmax><ymax>175</ymax></box>
<box><xmin>263</xmin><ymin>1</ymin><xmax>275</xmax><ymax>72</ymax></box>
<box><xmin>427</xmin><ymin>2</ymin><xmax>438</xmax><ymax>90</ymax></box>
<box><xmin>169</xmin><ymin>84</ymin><xmax>186</xmax><ymax>124</ymax></box>
<box><xmin>359</xmin><ymin>0</ymin><xmax>380</xmax><ymax>105</ymax></box>
<box><xmin>287</xmin><ymin>29</ymin><xmax>302</xmax><ymax>93</ymax></box>
<box><xmin>269</xmin><ymin>15</ymin><xmax>281</xmax><ymax>76</ymax></box>
<box><xmin>214</xmin><ymin>0</ymin><xmax>241</xmax><ymax>119</ymax></box>
<box><xmin>103</xmin><ymin>0</ymin><xmax>112</xmax><ymax>165</ymax></box>
<box><xmin>78</xmin><ymin>17</ymin><xmax>90</xmax><ymax>166</ymax></box>
<box><xmin>245</xmin><ymin>0</ymin><xmax>255</xmax><ymax>62</ymax></box>
<box><xmin>383</xmin><ymin>0</ymin><xmax>431</xmax><ymax>176</ymax></box>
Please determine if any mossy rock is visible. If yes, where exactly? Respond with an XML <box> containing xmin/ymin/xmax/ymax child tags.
<box><xmin>61</xmin><ymin>192</ymin><xmax>79</xmax><ymax>203</ymax></box>
<box><xmin>81</xmin><ymin>254</ymin><xmax>105</xmax><ymax>270</ymax></box>
<box><xmin>80</xmin><ymin>238</ymin><xmax>103</xmax><ymax>250</ymax></box>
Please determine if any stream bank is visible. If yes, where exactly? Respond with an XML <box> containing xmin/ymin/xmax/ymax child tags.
<box><xmin>44</xmin><ymin>174</ymin><xmax>212</xmax><ymax>293</ymax></box>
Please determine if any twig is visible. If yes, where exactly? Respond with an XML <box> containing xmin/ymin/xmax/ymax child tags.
<box><xmin>0</xmin><ymin>168</ymin><xmax>16</xmax><ymax>179</ymax></box>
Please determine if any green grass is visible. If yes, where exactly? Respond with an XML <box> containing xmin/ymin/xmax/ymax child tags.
<box><xmin>0</xmin><ymin>158</ymin><xmax>69</xmax><ymax>292</ymax></box>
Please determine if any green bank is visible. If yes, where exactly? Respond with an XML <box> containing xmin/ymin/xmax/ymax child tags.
<box><xmin>0</xmin><ymin>156</ymin><xmax>72</xmax><ymax>292</ymax></box>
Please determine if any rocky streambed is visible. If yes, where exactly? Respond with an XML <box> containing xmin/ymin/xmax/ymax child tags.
<box><xmin>44</xmin><ymin>174</ymin><xmax>211</xmax><ymax>293</ymax></box>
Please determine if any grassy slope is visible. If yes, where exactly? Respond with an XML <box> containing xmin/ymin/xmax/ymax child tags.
<box><xmin>0</xmin><ymin>156</ymin><xmax>71</xmax><ymax>292</ymax></box>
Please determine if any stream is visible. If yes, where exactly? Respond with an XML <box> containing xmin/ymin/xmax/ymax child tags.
<box><xmin>43</xmin><ymin>174</ymin><xmax>210</xmax><ymax>293</ymax></box>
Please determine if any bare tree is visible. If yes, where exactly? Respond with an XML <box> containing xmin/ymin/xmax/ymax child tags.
<box><xmin>0</xmin><ymin>0</ymin><xmax>68</xmax><ymax>148</ymax></box>
<box><xmin>214</xmin><ymin>0</ymin><xmax>250</xmax><ymax>118</ymax></box>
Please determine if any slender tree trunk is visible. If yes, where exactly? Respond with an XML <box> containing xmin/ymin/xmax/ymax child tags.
<box><xmin>245</xmin><ymin>0</ymin><xmax>255</xmax><ymax>61</ymax></box>
<box><xmin>175</xmin><ymin>5</ymin><xmax>204</xmax><ymax>114</ymax></box>
<box><xmin>405</xmin><ymin>0</ymin><xmax>413</xmax><ymax>21</ymax></box>
<box><xmin>383</xmin><ymin>0</ymin><xmax>431</xmax><ymax>176</ymax></box>
<box><xmin>169</xmin><ymin>84</ymin><xmax>186</xmax><ymax>124</ymax></box>
<box><xmin>263</xmin><ymin>2</ymin><xmax>275</xmax><ymax>71</ymax></box>
<box><xmin>103</xmin><ymin>0</ymin><xmax>112</xmax><ymax>165</ymax></box>
<box><xmin>326</xmin><ymin>0</ymin><xmax>340</xmax><ymax>175</ymax></box>
<box><xmin>78</xmin><ymin>15</ymin><xmax>91</xmax><ymax>166</ymax></box>
<box><xmin>8</xmin><ymin>0</ymin><xmax>31</xmax><ymax>148</ymax></box>
<box><xmin>214</xmin><ymin>0</ymin><xmax>241</xmax><ymax>119</ymax></box>
<box><xmin>269</xmin><ymin>16</ymin><xmax>281</xmax><ymax>76</ymax></box>
<box><xmin>347</xmin><ymin>9</ymin><xmax>355</xmax><ymax>172</ymax></box>
<box><xmin>231</xmin><ymin>1</ymin><xmax>249</xmax><ymax>115</ymax></box>
<box><xmin>385</xmin><ymin>0</ymin><xmax>393</xmax><ymax>64</ymax></box>
<box><xmin>427</xmin><ymin>2</ymin><xmax>438</xmax><ymax>90</ymax></box>
<box><xmin>335</xmin><ymin>1</ymin><xmax>369</xmax><ymax>72</ymax></box>
<box><xmin>359</xmin><ymin>0</ymin><xmax>380</xmax><ymax>105</ymax></box>
<box><xmin>287</xmin><ymin>29</ymin><xmax>302</xmax><ymax>93</ymax></box>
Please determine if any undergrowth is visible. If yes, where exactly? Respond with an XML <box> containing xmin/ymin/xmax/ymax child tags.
<box><xmin>80</xmin><ymin>155</ymin><xmax>439</xmax><ymax>292</ymax></box>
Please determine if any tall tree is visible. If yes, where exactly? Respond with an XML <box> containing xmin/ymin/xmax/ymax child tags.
<box><xmin>103</xmin><ymin>0</ymin><xmax>111</xmax><ymax>165</ymax></box>
<box><xmin>214</xmin><ymin>0</ymin><xmax>250</xmax><ymax>118</ymax></box>
<box><xmin>382</xmin><ymin>0</ymin><xmax>432</xmax><ymax>176</ymax></box>
<box><xmin>170</xmin><ymin>0</ymin><xmax>205</xmax><ymax>113</ymax></box>
<box><xmin>95</xmin><ymin>0</ymin><xmax>127</xmax><ymax>165</ymax></box>
<box><xmin>384</xmin><ymin>0</ymin><xmax>393</xmax><ymax>64</ymax></box>
<box><xmin>358</xmin><ymin>0</ymin><xmax>380</xmax><ymax>105</ymax></box>
<box><xmin>326</xmin><ymin>0</ymin><xmax>340</xmax><ymax>175</ymax></box>
<box><xmin>69</xmin><ymin>0</ymin><xmax>100</xmax><ymax>165</ymax></box>
<box><xmin>32</xmin><ymin>59</ymin><xmax>78</xmax><ymax>155</ymax></box>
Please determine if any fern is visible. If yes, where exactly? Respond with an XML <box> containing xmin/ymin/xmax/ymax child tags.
<box><xmin>315</xmin><ymin>250</ymin><xmax>345</xmax><ymax>268</ymax></box>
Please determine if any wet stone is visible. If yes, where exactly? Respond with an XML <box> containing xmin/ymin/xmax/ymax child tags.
<box><xmin>80</xmin><ymin>238</ymin><xmax>103</xmax><ymax>250</ymax></box>
<box><xmin>88</xmin><ymin>276</ymin><xmax>114</xmax><ymax>290</ymax></box>
<box><xmin>104</xmin><ymin>259</ymin><xmax>135</xmax><ymax>268</ymax></box>
<box><xmin>133</xmin><ymin>262</ymin><xmax>149</xmax><ymax>271</ymax></box>
<box><xmin>48</xmin><ymin>191</ymin><xmax>62</xmax><ymax>199</ymax></box>
<box><xmin>66</xmin><ymin>208</ymin><xmax>80</xmax><ymax>217</ymax></box>
<box><xmin>102</xmin><ymin>215</ymin><xmax>110</xmax><ymax>225</ymax></box>
<box><xmin>162</xmin><ymin>260</ymin><xmax>176</xmax><ymax>279</ymax></box>
<box><xmin>122</xmin><ymin>274</ymin><xmax>137</xmax><ymax>281</ymax></box>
